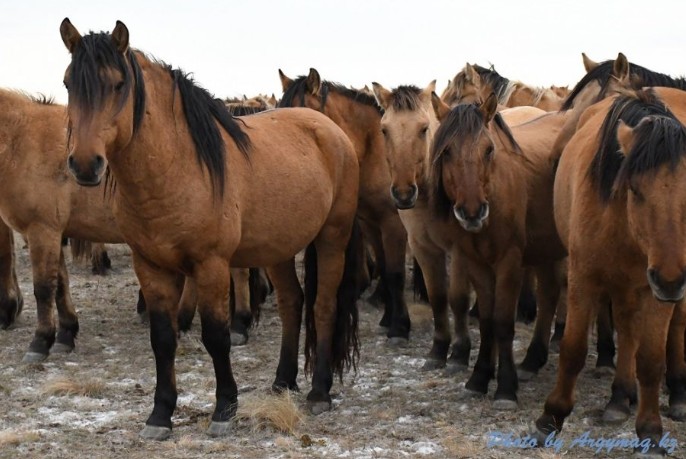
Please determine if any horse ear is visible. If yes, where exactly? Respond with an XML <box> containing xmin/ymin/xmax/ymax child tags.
<box><xmin>582</xmin><ymin>52</ymin><xmax>599</xmax><ymax>73</ymax></box>
<box><xmin>612</xmin><ymin>52</ymin><xmax>630</xmax><ymax>82</ymax></box>
<box><xmin>616</xmin><ymin>120</ymin><xmax>635</xmax><ymax>156</ymax></box>
<box><xmin>464</xmin><ymin>63</ymin><xmax>478</xmax><ymax>83</ymax></box>
<box><xmin>111</xmin><ymin>20</ymin><xmax>130</xmax><ymax>54</ymax></box>
<box><xmin>60</xmin><ymin>18</ymin><xmax>82</xmax><ymax>53</ymax></box>
<box><xmin>431</xmin><ymin>92</ymin><xmax>451</xmax><ymax>121</ymax></box>
<box><xmin>306</xmin><ymin>68</ymin><xmax>322</xmax><ymax>96</ymax></box>
<box><xmin>371</xmin><ymin>82</ymin><xmax>392</xmax><ymax>110</ymax></box>
<box><xmin>268</xmin><ymin>94</ymin><xmax>277</xmax><ymax>107</ymax></box>
<box><xmin>278</xmin><ymin>69</ymin><xmax>294</xmax><ymax>92</ymax></box>
<box><xmin>479</xmin><ymin>93</ymin><xmax>498</xmax><ymax>123</ymax></box>
<box><xmin>420</xmin><ymin>80</ymin><xmax>437</xmax><ymax>101</ymax></box>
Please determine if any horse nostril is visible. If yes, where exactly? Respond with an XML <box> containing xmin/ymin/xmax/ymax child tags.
<box><xmin>67</xmin><ymin>155</ymin><xmax>76</xmax><ymax>171</ymax></box>
<box><xmin>93</xmin><ymin>154</ymin><xmax>105</xmax><ymax>171</ymax></box>
<box><xmin>478</xmin><ymin>202</ymin><xmax>489</xmax><ymax>220</ymax></box>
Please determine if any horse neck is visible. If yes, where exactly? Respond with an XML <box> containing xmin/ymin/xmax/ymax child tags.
<box><xmin>324</xmin><ymin>93</ymin><xmax>381</xmax><ymax>162</ymax></box>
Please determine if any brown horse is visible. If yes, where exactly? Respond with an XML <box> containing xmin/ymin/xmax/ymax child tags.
<box><xmin>0</xmin><ymin>89</ymin><xmax>124</xmax><ymax>360</ymax></box>
<box><xmin>372</xmin><ymin>82</ymin><xmax>549</xmax><ymax>374</ymax></box>
<box><xmin>424</xmin><ymin>92</ymin><xmax>566</xmax><ymax>407</ymax></box>
<box><xmin>278</xmin><ymin>68</ymin><xmax>411</xmax><ymax>344</ymax></box>
<box><xmin>60</xmin><ymin>19</ymin><xmax>361</xmax><ymax>439</ymax></box>
<box><xmin>442</xmin><ymin>63</ymin><xmax>566</xmax><ymax>111</ymax></box>
<box><xmin>534</xmin><ymin>87</ymin><xmax>686</xmax><ymax>454</ymax></box>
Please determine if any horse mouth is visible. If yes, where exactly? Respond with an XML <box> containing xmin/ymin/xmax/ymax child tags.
<box><xmin>73</xmin><ymin>176</ymin><xmax>102</xmax><ymax>187</ymax></box>
<box><xmin>394</xmin><ymin>199</ymin><xmax>416</xmax><ymax>210</ymax></box>
<box><xmin>650</xmin><ymin>288</ymin><xmax>685</xmax><ymax>304</ymax></box>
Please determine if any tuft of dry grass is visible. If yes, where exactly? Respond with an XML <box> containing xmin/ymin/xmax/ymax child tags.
<box><xmin>0</xmin><ymin>430</ymin><xmax>40</xmax><ymax>448</ymax></box>
<box><xmin>235</xmin><ymin>391</ymin><xmax>303</xmax><ymax>435</ymax></box>
<box><xmin>41</xmin><ymin>376</ymin><xmax>105</xmax><ymax>397</ymax></box>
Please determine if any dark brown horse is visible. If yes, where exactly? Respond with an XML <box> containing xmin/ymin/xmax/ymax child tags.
<box><xmin>428</xmin><ymin>93</ymin><xmax>567</xmax><ymax>407</ymax></box>
<box><xmin>534</xmin><ymin>88</ymin><xmax>686</xmax><ymax>454</ymax></box>
<box><xmin>278</xmin><ymin>69</ymin><xmax>411</xmax><ymax>344</ymax></box>
<box><xmin>61</xmin><ymin>19</ymin><xmax>361</xmax><ymax>439</ymax></box>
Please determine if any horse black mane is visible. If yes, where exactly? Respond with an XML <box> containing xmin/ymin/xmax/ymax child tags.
<box><xmin>30</xmin><ymin>94</ymin><xmax>55</xmax><ymax>105</ymax></box>
<box><xmin>591</xmin><ymin>89</ymin><xmax>686</xmax><ymax>201</ymax></box>
<box><xmin>67</xmin><ymin>30</ymin><xmax>250</xmax><ymax>197</ymax></box>
<box><xmin>430</xmin><ymin>103</ymin><xmax>521</xmax><ymax>218</ymax></box>
<box><xmin>279</xmin><ymin>75</ymin><xmax>382</xmax><ymax>113</ymax></box>
<box><xmin>388</xmin><ymin>85</ymin><xmax>422</xmax><ymax>111</ymax></box>
<box><xmin>472</xmin><ymin>64</ymin><xmax>511</xmax><ymax>103</ymax></box>
<box><xmin>562</xmin><ymin>59</ymin><xmax>686</xmax><ymax>111</ymax></box>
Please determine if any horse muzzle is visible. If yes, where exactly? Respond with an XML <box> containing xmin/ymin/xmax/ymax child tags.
<box><xmin>453</xmin><ymin>202</ymin><xmax>489</xmax><ymax>233</ymax></box>
<box><xmin>391</xmin><ymin>185</ymin><xmax>418</xmax><ymax>210</ymax></box>
<box><xmin>647</xmin><ymin>267</ymin><xmax>686</xmax><ymax>303</ymax></box>
<box><xmin>67</xmin><ymin>153</ymin><xmax>105</xmax><ymax>187</ymax></box>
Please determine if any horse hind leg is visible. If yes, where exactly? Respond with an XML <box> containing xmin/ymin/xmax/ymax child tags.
<box><xmin>379</xmin><ymin>214</ymin><xmax>410</xmax><ymax>344</ymax></box>
<box><xmin>90</xmin><ymin>242</ymin><xmax>112</xmax><ymax>275</ymax></box>
<box><xmin>518</xmin><ymin>262</ymin><xmax>561</xmax><ymax>381</ymax></box>
<box><xmin>269</xmin><ymin>259</ymin><xmax>304</xmax><ymax>393</ymax></box>
<box><xmin>666</xmin><ymin>303</ymin><xmax>686</xmax><ymax>421</ymax></box>
<box><xmin>229</xmin><ymin>268</ymin><xmax>252</xmax><ymax>346</ymax></box>
<box><xmin>177</xmin><ymin>275</ymin><xmax>197</xmax><ymax>333</ymax></box>
<box><xmin>515</xmin><ymin>267</ymin><xmax>537</xmax><ymax>324</ymax></box>
<box><xmin>0</xmin><ymin>221</ymin><xmax>23</xmax><ymax>329</ymax></box>
<box><xmin>595</xmin><ymin>302</ymin><xmax>616</xmax><ymax>372</ymax></box>
<box><xmin>53</xmin><ymin>250</ymin><xmax>79</xmax><ymax>353</ymax></box>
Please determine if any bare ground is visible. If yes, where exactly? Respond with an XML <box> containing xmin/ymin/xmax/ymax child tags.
<box><xmin>0</xmin><ymin>241</ymin><xmax>684</xmax><ymax>459</ymax></box>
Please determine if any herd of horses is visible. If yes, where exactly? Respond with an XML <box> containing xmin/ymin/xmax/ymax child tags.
<box><xmin>0</xmin><ymin>17</ymin><xmax>685</xmax><ymax>455</ymax></box>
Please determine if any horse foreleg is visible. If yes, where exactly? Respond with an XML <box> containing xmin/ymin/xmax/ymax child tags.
<box><xmin>22</xmin><ymin>228</ymin><xmax>62</xmax><ymax>362</ymax></box>
<box><xmin>194</xmin><ymin>257</ymin><xmax>237</xmax><ymax>438</ymax></box>
<box><xmin>229</xmin><ymin>267</ymin><xmax>252</xmax><ymax>345</ymax></box>
<box><xmin>268</xmin><ymin>259</ymin><xmax>304</xmax><ymax>392</ymax></box>
<box><xmin>550</xmin><ymin>260</ymin><xmax>568</xmax><ymax>353</ymax></box>
<box><xmin>666</xmin><ymin>302</ymin><xmax>686</xmax><ymax>421</ymax></box>
<box><xmin>379</xmin><ymin>214</ymin><xmax>409</xmax><ymax>343</ymax></box>
<box><xmin>447</xmin><ymin>247</ymin><xmax>471</xmax><ymax>373</ymax></box>
<box><xmin>410</xmin><ymin>239</ymin><xmax>449</xmax><ymax>371</ymax></box>
<box><xmin>0</xmin><ymin>220</ymin><xmax>23</xmax><ymax>328</ymax></box>
<box><xmin>465</xmin><ymin>260</ymin><xmax>496</xmax><ymax>397</ymax></box>
<box><xmin>596</xmin><ymin>302</ymin><xmax>616</xmax><ymax>370</ymax></box>
<box><xmin>635</xmin><ymin>300</ymin><xmax>672</xmax><ymax>453</ymax></box>
<box><xmin>53</xmin><ymin>250</ymin><xmax>78</xmax><ymax>353</ymax></box>
<box><xmin>491</xmin><ymin>247</ymin><xmax>524</xmax><ymax>410</ymax></box>
<box><xmin>134</xmin><ymin>252</ymin><xmax>183</xmax><ymax>441</ymax></box>
<box><xmin>534</xmin><ymin>269</ymin><xmax>600</xmax><ymax>438</ymax></box>
<box><xmin>518</xmin><ymin>261</ymin><xmax>561</xmax><ymax>381</ymax></box>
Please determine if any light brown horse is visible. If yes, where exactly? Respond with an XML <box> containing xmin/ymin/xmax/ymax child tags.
<box><xmin>442</xmin><ymin>63</ymin><xmax>566</xmax><ymax>111</ymax></box>
<box><xmin>372</xmin><ymin>82</ymin><xmax>548</xmax><ymax>374</ymax></box>
<box><xmin>533</xmin><ymin>87</ymin><xmax>686</xmax><ymax>454</ymax></box>
<box><xmin>278</xmin><ymin>68</ymin><xmax>411</xmax><ymax>344</ymax></box>
<box><xmin>61</xmin><ymin>19</ymin><xmax>361</xmax><ymax>439</ymax></box>
<box><xmin>0</xmin><ymin>89</ymin><xmax>123</xmax><ymax>360</ymax></box>
<box><xmin>426</xmin><ymin>92</ymin><xmax>566</xmax><ymax>408</ymax></box>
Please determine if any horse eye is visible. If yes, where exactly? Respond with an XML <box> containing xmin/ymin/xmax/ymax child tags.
<box><xmin>114</xmin><ymin>81</ymin><xmax>125</xmax><ymax>91</ymax></box>
<box><xmin>629</xmin><ymin>183</ymin><xmax>644</xmax><ymax>201</ymax></box>
<box><xmin>485</xmin><ymin>146</ymin><xmax>494</xmax><ymax>159</ymax></box>
<box><xmin>420</xmin><ymin>126</ymin><xmax>428</xmax><ymax>137</ymax></box>
<box><xmin>381</xmin><ymin>128</ymin><xmax>388</xmax><ymax>137</ymax></box>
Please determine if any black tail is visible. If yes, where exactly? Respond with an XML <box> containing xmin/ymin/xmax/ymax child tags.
<box><xmin>412</xmin><ymin>257</ymin><xmax>429</xmax><ymax>303</ymax></box>
<box><xmin>247</xmin><ymin>268</ymin><xmax>266</xmax><ymax>326</ymax></box>
<box><xmin>304</xmin><ymin>218</ymin><xmax>362</xmax><ymax>380</ymax></box>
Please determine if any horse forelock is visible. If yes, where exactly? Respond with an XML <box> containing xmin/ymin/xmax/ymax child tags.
<box><xmin>388</xmin><ymin>86</ymin><xmax>422</xmax><ymax>111</ymax></box>
<box><xmin>591</xmin><ymin>89</ymin><xmax>682</xmax><ymax>201</ymax></box>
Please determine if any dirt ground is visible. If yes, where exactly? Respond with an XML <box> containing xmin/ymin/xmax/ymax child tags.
<box><xmin>0</xmin><ymin>241</ymin><xmax>684</xmax><ymax>459</ymax></box>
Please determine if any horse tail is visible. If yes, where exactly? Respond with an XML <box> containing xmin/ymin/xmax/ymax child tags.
<box><xmin>247</xmin><ymin>267</ymin><xmax>266</xmax><ymax>326</ymax></box>
<box><xmin>412</xmin><ymin>257</ymin><xmax>429</xmax><ymax>303</ymax></box>
<box><xmin>304</xmin><ymin>218</ymin><xmax>362</xmax><ymax>380</ymax></box>
<box><xmin>69</xmin><ymin>238</ymin><xmax>91</xmax><ymax>263</ymax></box>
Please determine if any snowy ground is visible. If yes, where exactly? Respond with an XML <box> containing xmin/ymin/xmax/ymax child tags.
<box><xmin>0</xmin><ymin>241</ymin><xmax>684</xmax><ymax>458</ymax></box>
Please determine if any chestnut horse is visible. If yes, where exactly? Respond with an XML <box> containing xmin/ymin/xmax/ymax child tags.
<box><xmin>61</xmin><ymin>19</ymin><xmax>360</xmax><ymax>439</ymax></box>
<box><xmin>534</xmin><ymin>88</ymin><xmax>686</xmax><ymax>454</ymax></box>
<box><xmin>426</xmin><ymin>92</ymin><xmax>566</xmax><ymax>408</ymax></box>
<box><xmin>278</xmin><ymin>69</ymin><xmax>411</xmax><ymax>344</ymax></box>
<box><xmin>441</xmin><ymin>63</ymin><xmax>566</xmax><ymax>111</ymax></box>
<box><xmin>372</xmin><ymin>82</ymin><xmax>550</xmax><ymax>374</ymax></box>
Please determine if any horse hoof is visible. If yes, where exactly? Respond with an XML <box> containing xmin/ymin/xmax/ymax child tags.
<box><xmin>668</xmin><ymin>403</ymin><xmax>686</xmax><ymax>421</ymax></box>
<box><xmin>387</xmin><ymin>337</ymin><xmax>408</xmax><ymax>348</ymax></box>
<box><xmin>139</xmin><ymin>425</ymin><xmax>171</xmax><ymax>441</ymax></box>
<box><xmin>602</xmin><ymin>407</ymin><xmax>630</xmax><ymax>424</ymax></box>
<box><xmin>421</xmin><ymin>358</ymin><xmax>446</xmax><ymax>371</ymax></box>
<box><xmin>593</xmin><ymin>366</ymin><xmax>615</xmax><ymax>378</ymax></box>
<box><xmin>52</xmin><ymin>343</ymin><xmax>74</xmax><ymax>354</ymax></box>
<box><xmin>528</xmin><ymin>422</ymin><xmax>551</xmax><ymax>446</ymax></box>
<box><xmin>633</xmin><ymin>446</ymin><xmax>667</xmax><ymax>457</ymax></box>
<box><xmin>22</xmin><ymin>351</ymin><xmax>48</xmax><ymax>363</ymax></box>
<box><xmin>230</xmin><ymin>333</ymin><xmax>248</xmax><ymax>346</ymax></box>
<box><xmin>492</xmin><ymin>398</ymin><xmax>518</xmax><ymax>411</ymax></box>
<box><xmin>445</xmin><ymin>361</ymin><xmax>469</xmax><ymax>376</ymax></box>
<box><xmin>517</xmin><ymin>368</ymin><xmax>537</xmax><ymax>382</ymax></box>
<box><xmin>207</xmin><ymin>421</ymin><xmax>232</xmax><ymax>437</ymax></box>
<box><xmin>308</xmin><ymin>400</ymin><xmax>332</xmax><ymax>415</ymax></box>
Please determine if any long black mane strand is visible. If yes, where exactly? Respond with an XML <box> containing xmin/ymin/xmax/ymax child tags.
<box><xmin>171</xmin><ymin>68</ymin><xmax>251</xmax><ymax>197</ymax></box>
<box><xmin>590</xmin><ymin>89</ymin><xmax>677</xmax><ymax>201</ymax></box>
<box><xmin>473</xmin><ymin>64</ymin><xmax>511</xmax><ymax>102</ymax></box>
<box><xmin>430</xmin><ymin>103</ymin><xmax>521</xmax><ymax>218</ymax></box>
<box><xmin>388</xmin><ymin>85</ymin><xmax>422</xmax><ymax>111</ymax></box>
<box><xmin>562</xmin><ymin>59</ymin><xmax>686</xmax><ymax>111</ymax></box>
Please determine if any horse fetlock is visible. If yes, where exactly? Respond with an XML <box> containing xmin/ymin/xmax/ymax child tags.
<box><xmin>667</xmin><ymin>401</ymin><xmax>686</xmax><ymax>421</ymax></box>
<box><xmin>602</xmin><ymin>401</ymin><xmax>631</xmax><ymax>424</ymax></box>
<box><xmin>272</xmin><ymin>379</ymin><xmax>300</xmax><ymax>393</ymax></box>
<box><xmin>0</xmin><ymin>296</ymin><xmax>22</xmax><ymax>329</ymax></box>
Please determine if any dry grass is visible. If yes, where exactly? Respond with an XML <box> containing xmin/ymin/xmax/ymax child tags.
<box><xmin>41</xmin><ymin>376</ymin><xmax>105</xmax><ymax>397</ymax></box>
<box><xmin>234</xmin><ymin>391</ymin><xmax>303</xmax><ymax>435</ymax></box>
<box><xmin>0</xmin><ymin>430</ymin><xmax>40</xmax><ymax>448</ymax></box>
